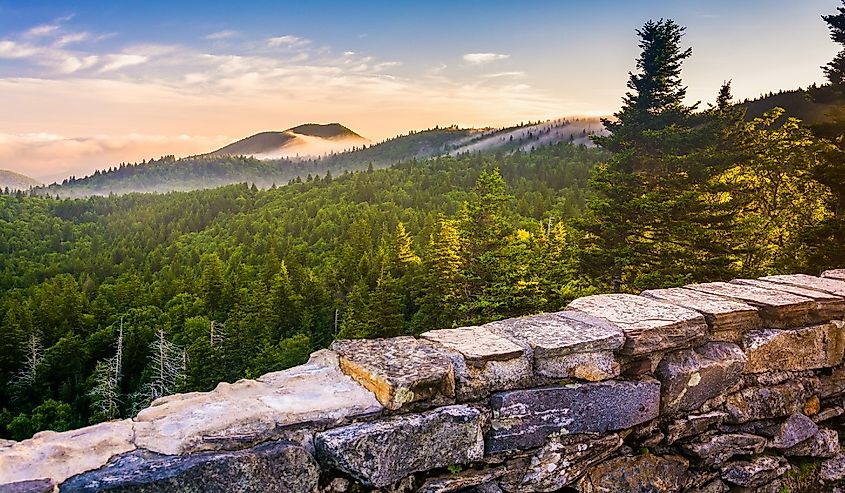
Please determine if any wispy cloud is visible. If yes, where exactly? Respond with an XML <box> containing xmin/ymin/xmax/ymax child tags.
<box><xmin>463</xmin><ymin>52</ymin><xmax>510</xmax><ymax>65</ymax></box>
<box><xmin>206</xmin><ymin>30</ymin><xmax>238</xmax><ymax>41</ymax></box>
<box><xmin>26</xmin><ymin>24</ymin><xmax>61</xmax><ymax>37</ymax></box>
<box><xmin>266</xmin><ymin>35</ymin><xmax>309</xmax><ymax>48</ymax></box>
<box><xmin>99</xmin><ymin>54</ymin><xmax>148</xmax><ymax>73</ymax></box>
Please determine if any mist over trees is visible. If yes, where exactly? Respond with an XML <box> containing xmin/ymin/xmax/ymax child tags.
<box><xmin>2</xmin><ymin>7</ymin><xmax>845</xmax><ymax>439</ymax></box>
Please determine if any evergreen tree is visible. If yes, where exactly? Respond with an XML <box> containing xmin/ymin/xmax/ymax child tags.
<box><xmin>802</xmin><ymin>2</ymin><xmax>845</xmax><ymax>269</ymax></box>
<box><xmin>823</xmin><ymin>2</ymin><xmax>845</xmax><ymax>86</ymax></box>
<box><xmin>578</xmin><ymin>19</ymin><xmax>742</xmax><ymax>291</ymax></box>
<box><xmin>416</xmin><ymin>218</ymin><xmax>464</xmax><ymax>330</ymax></box>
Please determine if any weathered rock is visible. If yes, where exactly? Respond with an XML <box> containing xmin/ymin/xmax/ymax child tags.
<box><xmin>821</xmin><ymin>454</ymin><xmax>845</xmax><ymax>481</ymax></box>
<box><xmin>822</xmin><ymin>269</ymin><xmax>845</xmax><ymax>281</ymax></box>
<box><xmin>0</xmin><ymin>440</ymin><xmax>15</xmax><ymax>449</ymax></box>
<box><xmin>725</xmin><ymin>380</ymin><xmax>811</xmax><ymax>423</ymax></box>
<box><xmin>59</xmin><ymin>440</ymin><xmax>318</xmax><ymax>493</ymax></box>
<box><xmin>742</xmin><ymin>323</ymin><xmax>845</xmax><ymax>373</ymax></box>
<box><xmin>686</xmin><ymin>281</ymin><xmax>817</xmax><ymax>328</ymax></box>
<box><xmin>576</xmin><ymin>454</ymin><xmax>689</xmax><ymax>493</ymax></box>
<box><xmin>769</xmin><ymin>413</ymin><xmax>819</xmax><ymax>449</ymax></box>
<box><xmin>720</xmin><ymin>456</ymin><xmax>789</xmax><ymax>488</ymax></box>
<box><xmin>641</xmin><ymin>287</ymin><xmax>761</xmax><ymax>337</ymax></box>
<box><xmin>518</xmin><ymin>433</ymin><xmax>622</xmax><ymax>491</ymax></box>
<box><xmin>417</xmin><ymin>467</ymin><xmax>508</xmax><ymax>493</ymax></box>
<box><xmin>566</xmin><ymin>294</ymin><xmax>707</xmax><ymax>356</ymax></box>
<box><xmin>742</xmin><ymin>369</ymin><xmax>816</xmax><ymax>387</ymax></box>
<box><xmin>820</xmin><ymin>363</ymin><xmax>845</xmax><ymax>398</ymax></box>
<box><xmin>330</xmin><ymin>337</ymin><xmax>455</xmax><ymax>411</ymax></box>
<box><xmin>732</xmin><ymin>278</ymin><xmax>845</xmax><ymax>320</ymax></box>
<box><xmin>665</xmin><ymin>412</ymin><xmax>727</xmax><ymax>444</ymax></box>
<box><xmin>421</xmin><ymin>326</ymin><xmax>531</xmax><ymax>400</ymax></box>
<box><xmin>655</xmin><ymin>342</ymin><xmax>746</xmax><ymax>414</ymax></box>
<box><xmin>133</xmin><ymin>350</ymin><xmax>382</xmax><ymax>455</ymax></box>
<box><xmin>687</xmin><ymin>479</ymin><xmax>729</xmax><ymax>493</ymax></box>
<box><xmin>682</xmin><ymin>433</ymin><xmax>767</xmax><ymax>466</ymax></box>
<box><xmin>0</xmin><ymin>480</ymin><xmax>54</xmax><ymax>493</ymax></box>
<box><xmin>0</xmin><ymin>419</ymin><xmax>135</xmax><ymax>486</ymax></box>
<box><xmin>783</xmin><ymin>428</ymin><xmax>841</xmax><ymax>458</ymax></box>
<box><xmin>484</xmin><ymin>311</ymin><xmax>624</xmax><ymax>381</ymax></box>
<box><xmin>762</xmin><ymin>273</ymin><xmax>845</xmax><ymax>297</ymax></box>
<box><xmin>486</xmin><ymin>379</ymin><xmax>660</xmax><ymax>453</ymax></box>
<box><xmin>813</xmin><ymin>406</ymin><xmax>844</xmax><ymax>423</ymax></box>
<box><xmin>315</xmin><ymin>405</ymin><xmax>484</xmax><ymax>488</ymax></box>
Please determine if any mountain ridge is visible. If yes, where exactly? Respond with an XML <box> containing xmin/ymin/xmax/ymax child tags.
<box><xmin>0</xmin><ymin>169</ymin><xmax>40</xmax><ymax>191</ymax></box>
<box><xmin>208</xmin><ymin>123</ymin><xmax>367</xmax><ymax>159</ymax></box>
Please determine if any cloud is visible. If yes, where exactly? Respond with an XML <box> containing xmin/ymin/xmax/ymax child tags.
<box><xmin>0</xmin><ymin>40</ymin><xmax>38</xmax><ymax>59</ymax></box>
<box><xmin>206</xmin><ymin>30</ymin><xmax>239</xmax><ymax>40</ymax></box>
<box><xmin>482</xmin><ymin>71</ymin><xmax>525</xmax><ymax>79</ymax></box>
<box><xmin>26</xmin><ymin>24</ymin><xmax>61</xmax><ymax>37</ymax></box>
<box><xmin>463</xmin><ymin>53</ymin><xmax>510</xmax><ymax>65</ymax></box>
<box><xmin>99</xmin><ymin>54</ymin><xmax>149</xmax><ymax>72</ymax></box>
<box><xmin>266</xmin><ymin>35</ymin><xmax>309</xmax><ymax>47</ymax></box>
<box><xmin>54</xmin><ymin>32</ymin><xmax>91</xmax><ymax>47</ymax></box>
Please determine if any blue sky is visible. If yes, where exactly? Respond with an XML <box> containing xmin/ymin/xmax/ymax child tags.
<box><xmin>0</xmin><ymin>0</ymin><xmax>838</xmax><ymax>179</ymax></box>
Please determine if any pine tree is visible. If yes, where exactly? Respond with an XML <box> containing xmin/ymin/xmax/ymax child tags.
<box><xmin>577</xmin><ymin>19</ymin><xmax>742</xmax><ymax>291</ymax></box>
<box><xmin>416</xmin><ymin>218</ymin><xmax>465</xmax><ymax>330</ymax></box>
<box><xmin>394</xmin><ymin>223</ymin><xmax>421</xmax><ymax>267</ymax></box>
<box><xmin>823</xmin><ymin>2</ymin><xmax>845</xmax><ymax>86</ymax></box>
<box><xmin>801</xmin><ymin>2</ymin><xmax>845</xmax><ymax>269</ymax></box>
<box><xmin>199</xmin><ymin>253</ymin><xmax>226</xmax><ymax>317</ymax></box>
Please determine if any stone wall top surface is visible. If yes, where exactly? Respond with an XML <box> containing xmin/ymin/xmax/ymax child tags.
<box><xmin>641</xmin><ymin>287</ymin><xmax>761</xmax><ymax>335</ymax></box>
<box><xmin>566</xmin><ymin>293</ymin><xmax>707</xmax><ymax>355</ymax></box>
<box><xmin>686</xmin><ymin>281</ymin><xmax>817</xmax><ymax>328</ymax></box>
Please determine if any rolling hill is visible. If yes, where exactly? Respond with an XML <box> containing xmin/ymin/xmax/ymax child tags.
<box><xmin>41</xmin><ymin>118</ymin><xmax>605</xmax><ymax>198</ymax></box>
<box><xmin>0</xmin><ymin>169</ymin><xmax>40</xmax><ymax>191</ymax></box>
<box><xmin>207</xmin><ymin>123</ymin><xmax>368</xmax><ymax>159</ymax></box>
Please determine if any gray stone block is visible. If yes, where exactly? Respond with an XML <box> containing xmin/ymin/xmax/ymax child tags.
<box><xmin>330</xmin><ymin>337</ymin><xmax>455</xmax><ymax>410</ymax></box>
<box><xmin>484</xmin><ymin>311</ymin><xmax>624</xmax><ymax>381</ymax></box>
<box><xmin>642</xmin><ymin>287</ymin><xmax>761</xmax><ymax>336</ymax></box>
<box><xmin>486</xmin><ymin>379</ymin><xmax>660</xmax><ymax>453</ymax></box>
<box><xmin>315</xmin><ymin>405</ymin><xmax>484</xmax><ymax>488</ymax></box>
<box><xmin>686</xmin><ymin>281</ymin><xmax>817</xmax><ymax>328</ymax></box>
<box><xmin>720</xmin><ymin>456</ymin><xmax>789</xmax><ymax>488</ymax></box>
<box><xmin>518</xmin><ymin>433</ymin><xmax>622</xmax><ymax>491</ymax></box>
<box><xmin>762</xmin><ymin>273</ymin><xmax>845</xmax><ymax>297</ymax></box>
<box><xmin>743</xmin><ymin>323</ymin><xmax>845</xmax><ymax>373</ymax></box>
<box><xmin>421</xmin><ymin>326</ymin><xmax>531</xmax><ymax>400</ymax></box>
<box><xmin>769</xmin><ymin>413</ymin><xmax>818</xmax><ymax>449</ymax></box>
<box><xmin>732</xmin><ymin>278</ymin><xmax>845</xmax><ymax>321</ymax></box>
<box><xmin>576</xmin><ymin>454</ymin><xmax>689</xmax><ymax>492</ymax></box>
<box><xmin>566</xmin><ymin>294</ymin><xmax>707</xmax><ymax>356</ymax></box>
<box><xmin>822</xmin><ymin>269</ymin><xmax>845</xmax><ymax>281</ymax></box>
<box><xmin>655</xmin><ymin>342</ymin><xmax>746</xmax><ymax>413</ymax></box>
<box><xmin>725</xmin><ymin>380</ymin><xmax>812</xmax><ymax>423</ymax></box>
<box><xmin>58</xmin><ymin>441</ymin><xmax>319</xmax><ymax>493</ymax></box>
<box><xmin>683</xmin><ymin>433</ymin><xmax>767</xmax><ymax>466</ymax></box>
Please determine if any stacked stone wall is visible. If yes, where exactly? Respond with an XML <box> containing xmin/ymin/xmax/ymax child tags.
<box><xmin>4</xmin><ymin>270</ymin><xmax>845</xmax><ymax>492</ymax></box>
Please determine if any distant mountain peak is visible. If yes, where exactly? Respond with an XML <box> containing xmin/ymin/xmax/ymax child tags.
<box><xmin>0</xmin><ymin>169</ymin><xmax>40</xmax><ymax>190</ymax></box>
<box><xmin>288</xmin><ymin>123</ymin><xmax>363</xmax><ymax>140</ymax></box>
<box><xmin>208</xmin><ymin>123</ymin><xmax>367</xmax><ymax>159</ymax></box>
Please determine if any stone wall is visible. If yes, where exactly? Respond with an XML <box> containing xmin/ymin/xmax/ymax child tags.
<box><xmin>3</xmin><ymin>270</ymin><xmax>845</xmax><ymax>492</ymax></box>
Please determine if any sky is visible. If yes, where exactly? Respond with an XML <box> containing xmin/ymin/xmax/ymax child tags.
<box><xmin>0</xmin><ymin>0</ymin><xmax>839</xmax><ymax>181</ymax></box>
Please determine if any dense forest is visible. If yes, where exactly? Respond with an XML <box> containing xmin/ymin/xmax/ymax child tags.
<box><xmin>2</xmin><ymin>8</ymin><xmax>845</xmax><ymax>440</ymax></box>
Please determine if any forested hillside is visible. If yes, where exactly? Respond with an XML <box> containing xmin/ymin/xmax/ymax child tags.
<box><xmin>0</xmin><ymin>144</ymin><xmax>603</xmax><ymax>438</ymax></box>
